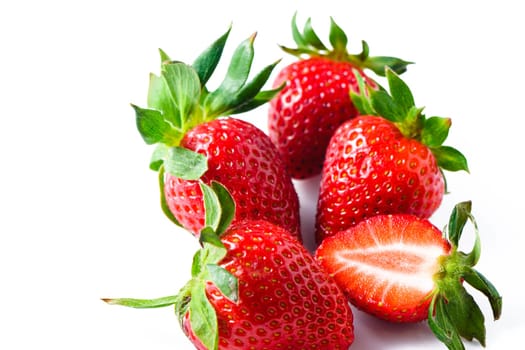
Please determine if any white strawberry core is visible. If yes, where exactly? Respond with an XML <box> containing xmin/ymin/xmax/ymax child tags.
<box><xmin>333</xmin><ymin>242</ymin><xmax>443</xmax><ymax>297</ymax></box>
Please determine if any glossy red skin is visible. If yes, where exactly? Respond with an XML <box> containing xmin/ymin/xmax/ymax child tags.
<box><xmin>316</xmin><ymin>214</ymin><xmax>451</xmax><ymax>323</ymax></box>
<box><xmin>164</xmin><ymin>118</ymin><xmax>301</xmax><ymax>239</ymax></box>
<box><xmin>183</xmin><ymin>220</ymin><xmax>354</xmax><ymax>349</ymax></box>
<box><xmin>268</xmin><ymin>57</ymin><xmax>376</xmax><ymax>179</ymax></box>
<box><xmin>315</xmin><ymin>115</ymin><xmax>445</xmax><ymax>244</ymax></box>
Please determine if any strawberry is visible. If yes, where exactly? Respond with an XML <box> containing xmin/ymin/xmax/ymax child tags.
<box><xmin>315</xmin><ymin>68</ymin><xmax>468</xmax><ymax>243</ymax></box>
<box><xmin>104</xmin><ymin>183</ymin><xmax>354</xmax><ymax>350</ymax></box>
<box><xmin>267</xmin><ymin>14</ymin><xmax>412</xmax><ymax>179</ymax></box>
<box><xmin>315</xmin><ymin>201</ymin><xmax>502</xmax><ymax>350</ymax></box>
<box><xmin>132</xmin><ymin>27</ymin><xmax>301</xmax><ymax>238</ymax></box>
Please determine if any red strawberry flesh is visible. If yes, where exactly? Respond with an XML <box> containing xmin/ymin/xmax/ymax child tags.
<box><xmin>316</xmin><ymin>214</ymin><xmax>451</xmax><ymax>322</ymax></box>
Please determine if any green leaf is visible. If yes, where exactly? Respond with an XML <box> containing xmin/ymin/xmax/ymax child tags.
<box><xmin>102</xmin><ymin>295</ymin><xmax>178</xmax><ymax>309</ymax></box>
<box><xmin>356</xmin><ymin>40</ymin><xmax>370</xmax><ymax>62</ymax></box>
<box><xmin>210</xmin><ymin>181</ymin><xmax>235</xmax><ymax>236</ymax></box>
<box><xmin>428</xmin><ymin>295</ymin><xmax>466</xmax><ymax>350</ymax></box>
<box><xmin>349</xmin><ymin>70</ymin><xmax>375</xmax><ymax>115</ymax></box>
<box><xmin>150</xmin><ymin>143</ymin><xmax>169</xmax><ymax>171</ymax></box>
<box><xmin>291</xmin><ymin>12</ymin><xmax>307</xmax><ymax>48</ymax></box>
<box><xmin>229</xmin><ymin>85</ymin><xmax>283</xmax><ymax>115</ymax></box>
<box><xmin>447</xmin><ymin>201</ymin><xmax>472</xmax><ymax>247</ymax></box>
<box><xmin>164</xmin><ymin>146</ymin><xmax>208</xmax><ymax>180</ymax></box>
<box><xmin>206</xmin><ymin>34</ymin><xmax>255</xmax><ymax>115</ymax></box>
<box><xmin>364</xmin><ymin>55</ymin><xmax>413</xmax><ymax>76</ymax></box>
<box><xmin>463</xmin><ymin>269</ymin><xmax>503</xmax><ymax>320</ymax></box>
<box><xmin>200</xmin><ymin>183</ymin><xmax>222</xmax><ymax>232</ymax></box>
<box><xmin>189</xmin><ymin>281</ymin><xmax>219</xmax><ymax>350</ymax></box>
<box><xmin>219</xmin><ymin>59</ymin><xmax>281</xmax><ymax>118</ymax></box>
<box><xmin>199</xmin><ymin>227</ymin><xmax>226</xmax><ymax>252</ymax></box>
<box><xmin>192</xmin><ymin>26</ymin><xmax>231</xmax><ymax>86</ymax></box>
<box><xmin>162</xmin><ymin>63</ymin><xmax>201</xmax><ymax>127</ymax></box>
<box><xmin>133</xmin><ymin>104</ymin><xmax>180</xmax><ymax>145</ymax></box>
<box><xmin>147</xmin><ymin>72</ymin><xmax>180</xmax><ymax>128</ymax></box>
<box><xmin>192</xmin><ymin>233</ymin><xmax>227</xmax><ymax>275</ymax></box>
<box><xmin>431</xmin><ymin>146</ymin><xmax>469</xmax><ymax>172</ymax></box>
<box><xmin>303</xmin><ymin>18</ymin><xmax>327</xmax><ymax>50</ymax></box>
<box><xmin>386</xmin><ymin>68</ymin><xmax>415</xmax><ymax>116</ymax></box>
<box><xmin>158</xmin><ymin>48</ymin><xmax>171</xmax><ymax>63</ymax></box>
<box><xmin>158</xmin><ymin>165</ymin><xmax>182</xmax><ymax>227</ymax></box>
<box><xmin>422</xmin><ymin>117</ymin><xmax>451</xmax><ymax>147</ymax></box>
<box><xmin>206</xmin><ymin>264</ymin><xmax>238</xmax><ymax>302</ymax></box>
<box><xmin>444</xmin><ymin>284</ymin><xmax>487</xmax><ymax>346</ymax></box>
<box><xmin>370</xmin><ymin>90</ymin><xmax>403</xmax><ymax>122</ymax></box>
<box><xmin>328</xmin><ymin>17</ymin><xmax>347</xmax><ymax>52</ymax></box>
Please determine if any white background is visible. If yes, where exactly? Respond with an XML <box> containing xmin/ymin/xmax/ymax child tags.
<box><xmin>1</xmin><ymin>0</ymin><xmax>523</xmax><ymax>349</ymax></box>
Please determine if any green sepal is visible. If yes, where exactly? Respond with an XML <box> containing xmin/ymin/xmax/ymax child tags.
<box><xmin>192</xmin><ymin>26</ymin><xmax>231</xmax><ymax>87</ymax></box>
<box><xmin>200</xmin><ymin>183</ymin><xmax>223</xmax><ymax>233</ymax></box>
<box><xmin>221</xmin><ymin>59</ymin><xmax>282</xmax><ymax>116</ymax></box>
<box><xmin>132</xmin><ymin>104</ymin><xmax>182</xmax><ymax>145</ymax></box>
<box><xmin>192</xmin><ymin>230</ymin><xmax>227</xmax><ymax>276</ymax></box>
<box><xmin>228</xmin><ymin>85</ymin><xmax>283</xmax><ymax>115</ymax></box>
<box><xmin>303</xmin><ymin>17</ymin><xmax>327</xmax><ymax>50</ymax></box>
<box><xmin>328</xmin><ymin>17</ymin><xmax>347</xmax><ymax>53</ymax></box>
<box><xmin>150</xmin><ymin>143</ymin><xmax>169</xmax><ymax>171</ymax></box>
<box><xmin>158</xmin><ymin>165</ymin><xmax>183</xmax><ymax>227</ymax></box>
<box><xmin>428</xmin><ymin>295</ymin><xmax>469</xmax><ymax>350</ymax></box>
<box><xmin>428</xmin><ymin>201</ymin><xmax>502</xmax><ymax>350</ymax></box>
<box><xmin>361</xmin><ymin>53</ymin><xmax>413</xmax><ymax>76</ymax></box>
<box><xmin>164</xmin><ymin>146</ymin><xmax>208</xmax><ymax>180</ymax></box>
<box><xmin>350</xmin><ymin>72</ymin><xmax>375</xmax><ymax>115</ymax></box>
<box><xmin>205</xmin><ymin>34</ymin><xmax>255</xmax><ymax>115</ymax></box>
<box><xmin>385</xmin><ymin>68</ymin><xmax>414</xmax><ymax>115</ymax></box>
<box><xmin>447</xmin><ymin>201</ymin><xmax>472</xmax><ymax>248</ymax></box>
<box><xmin>352</xmin><ymin>68</ymin><xmax>469</xmax><ymax>176</ymax></box>
<box><xmin>102</xmin><ymin>295</ymin><xmax>178</xmax><ymax>309</ymax></box>
<box><xmin>134</xmin><ymin>25</ymin><xmax>278</xmax><ymax>169</ymax></box>
<box><xmin>206</xmin><ymin>264</ymin><xmax>238</xmax><ymax>302</ymax></box>
<box><xmin>431</xmin><ymin>146</ymin><xmax>469</xmax><ymax>173</ymax></box>
<box><xmin>158</xmin><ymin>48</ymin><xmax>171</xmax><ymax>63</ymax></box>
<box><xmin>283</xmin><ymin>13</ymin><xmax>412</xmax><ymax>75</ymax></box>
<box><xmin>162</xmin><ymin>63</ymin><xmax>202</xmax><ymax>128</ymax></box>
<box><xmin>147</xmin><ymin>72</ymin><xmax>181</xmax><ymax>129</ymax></box>
<box><xmin>442</xmin><ymin>283</ymin><xmax>486</xmax><ymax>345</ymax></box>
<box><xmin>210</xmin><ymin>181</ymin><xmax>235</xmax><ymax>236</ymax></box>
<box><xmin>189</xmin><ymin>280</ymin><xmax>219</xmax><ymax>350</ymax></box>
<box><xmin>421</xmin><ymin>117</ymin><xmax>451</xmax><ymax>147</ymax></box>
<box><xmin>463</xmin><ymin>269</ymin><xmax>503</xmax><ymax>321</ymax></box>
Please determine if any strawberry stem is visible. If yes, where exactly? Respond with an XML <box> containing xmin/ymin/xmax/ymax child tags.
<box><xmin>428</xmin><ymin>201</ymin><xmax>502</xmax><ymax>350</ymax></box>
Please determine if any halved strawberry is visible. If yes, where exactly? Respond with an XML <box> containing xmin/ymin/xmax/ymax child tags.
<box><xmin>104</xmin><ymin>183</ymin><xmax>354</xmax><ymax>350</ymax></box>
<box><xmin>268</xmin><ymin>14</ymin><xmax>412</xmax><ymax>179</ymax></box>
<box><xmin>132</xmin><ymin>27</ymin><xmax>301</xmax><ymax>238</ymax></box>
<box><xmin>315</xmin><ymin>201</ymin><xmax>502</xmax><ymax>349</ymax></box>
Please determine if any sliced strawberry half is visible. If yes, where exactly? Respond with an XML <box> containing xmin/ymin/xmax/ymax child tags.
<box><xmin>315</xmin><ymin>201</ymin><xmax>502</xmax><ymax>349</ymax></box>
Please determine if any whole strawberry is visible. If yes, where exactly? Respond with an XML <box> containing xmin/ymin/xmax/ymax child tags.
<box><xmin>315</xmin><ymin>201</ymin><xmax>502</xmax><ymax>350</ymax></box>
<box><xmin>104</xmin><ymin>183</ymin><xmax>354</xmax><ymax>350</ymax></box>
<box><xmin>132</xmin><ymin>28</ymin><xmax>301</xmax><ymax>238</ymax></box>
<box><xmin>268</xmin><ymin>14</ymin><xmax>412</xmax><ymax>179</ymax></box>
<box><xmin>315</xmin><ymin>68</ymin><xmax>468</xmax><ymax>243</ymax></box>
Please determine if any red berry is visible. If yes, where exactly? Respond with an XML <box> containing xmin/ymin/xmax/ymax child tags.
<box><xmin>165</xmin><ymin>118</ymin><xmax>301</xmax><ymax>238</ymax></box>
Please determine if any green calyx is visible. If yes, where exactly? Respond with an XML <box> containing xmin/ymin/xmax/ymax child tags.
<box><xmin>281</xmin><ymin>13</ymin><xmax>412</xmax><ymax>76</ymax></box>
<box><xmin>428</xmin><ymin>201</ymin><xmax>502</xmax><ymax>350</ymax></box>
<box><xmin>350</xmin><ymin>68</ymin><xmax>469</xmax><ymax>174</ymax></box>
<box><xmin>102</xmin><ymin>182</ymin><xmax>238</xmax><ymax>350</ymax></box>
<box><xmin>132</xmin><ymin>26</ymin><xmax>282</xmax><ymax>180</ymax></box>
